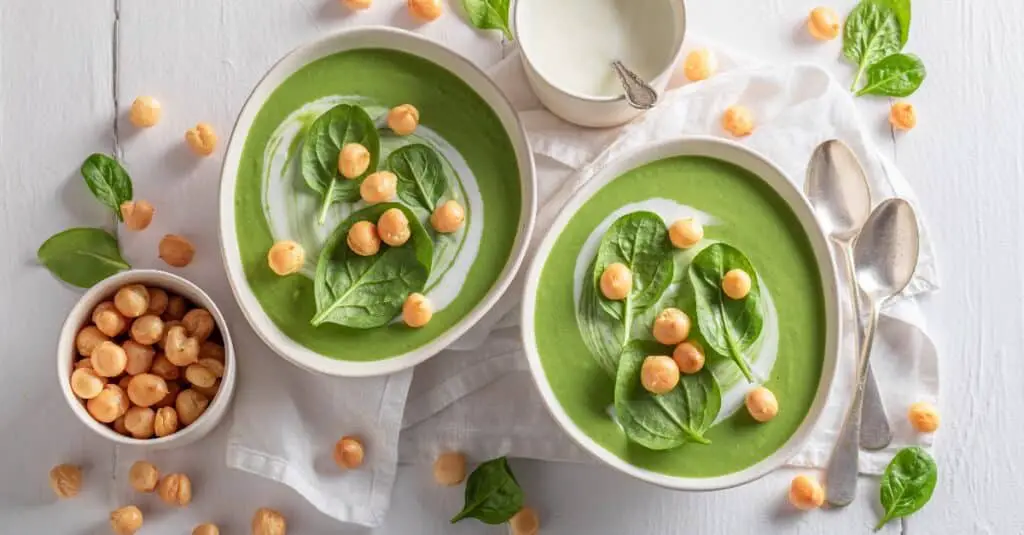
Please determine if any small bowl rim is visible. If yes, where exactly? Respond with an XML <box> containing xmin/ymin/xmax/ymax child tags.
<box><xmin>57</xmin><ymin>269</ymin><xmax>236</xmax><ymax>447</ymax></box>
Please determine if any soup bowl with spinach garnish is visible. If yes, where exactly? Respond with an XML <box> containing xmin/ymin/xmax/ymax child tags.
<box><xmin>220</xmin><ymin>28</ymin><xmax>536</xmax><ymax>377</ymax></box>
<box><xmin>522</xmin><ymin>136</ymin><xmax>840</xmax><ymax>490</ymax></box>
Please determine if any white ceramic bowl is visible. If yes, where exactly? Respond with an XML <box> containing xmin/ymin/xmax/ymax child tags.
<box><xmin>521</xmin><ymin>136</ymin><xmax>840</xmax><ymax>490</ymax></box>
<box><xmin>219</xmin><ymin>27</ymin><xmax>536</xmax><ymax>377</ymax></box>
<box><xmin>57</xmin><ymin>270</ymin><xmax>236</xmax><ymax>449</ymax></box>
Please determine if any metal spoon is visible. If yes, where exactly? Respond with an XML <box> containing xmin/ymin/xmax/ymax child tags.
<box><xmin>611</xmin><ymin>61</ymin><xmax>658</xmax><ymax>110</ymax></box>
<box><xmin>805</xmin><ymin>140</ymin><xmax>893</xmax><ymax>451</ymax></box>
<box><xmin>825</xmin><ymin>198</ymin><xmax>920</xmax><ymax>507</ymax></box>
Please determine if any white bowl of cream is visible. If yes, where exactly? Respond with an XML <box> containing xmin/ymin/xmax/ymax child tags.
<box><xmin>514</xmin><ymin>0</ymin><xmax>686</xmax><ymax>128</ymax></box>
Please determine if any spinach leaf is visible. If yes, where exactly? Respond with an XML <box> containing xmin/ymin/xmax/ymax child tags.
<box><xmin>878</xmin><ymin>0</ymin><xmax>911</xmax><ymax>46</ymax></box>
<box><xmin>81</xmin><ymin>154</ymin><xmax>133</xmax><ymax>221</ymax></box>
<box><xmin>37</xmin><ymin>227</ymin><xmax>130</xmax><ymax>288</ymax></box>
<box><xmin>856</xmin><ymin>53</ymin><xmax>926</xmax><ymax>97</ymax></box>
<box><xmin>300</xmin><ymin>104</ymin><xmax>380</xmax><ymax>224</ymax></box>
<box><xmin>577</xmin><ymin>258</ymin><xmax>627</xmax><ymax>377</ymax></box>
<box><xmin>614</xmin><ymin>340</ymin><xmax>721</xmax><ymax>449</ymax></box>
<box><xmin>460</xmin><ymin>0</ymin><xmax>512</xmax><ymax>40</ymax></box>
<box><xmin>843</xmin><ymin>0</ymin><xmax>902</xmax><ymax>90</ymax></box>
<box><xmin>311</xmin><ymin>203</ymin><xmax>432</xmax><ymax>328</ymax></box>
<box><xmin>451</xmin><ymin>456</ymin><xmax>523</xmax><ymax>525</ymax></box>
<box><xmin>687</xmin><ymin>243</ymin><xmax>763</xmax><ymax>383</ymax></box>
<box><xmin>386</xmin><ymin>144</ymin><xmax>446</xmax><ymax>214</ymax></box>
<box><xmin>876</xmin><ymin>447</ymin><xmax>937</xmax><ymax>531</ymax></box>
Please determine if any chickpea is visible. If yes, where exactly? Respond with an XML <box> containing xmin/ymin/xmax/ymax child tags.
<box><xmin>360</xmin><ymin>171</ymin><xmax>398</xmax><ymax>204</ymax></box>
<box><xmin>146</xmin><ymin>288</ymin><xmax>169</xmax><ymax>316</ymax></box>
<box><xmin>193</xmin><ymin>524</ymin><xmax>220</xmax><ymax>535</ymax></box>
<box><xmin>890</xmin><ymin>102</ymin><xmax>917</xmax><ymax>131</ymax></box>
<box><xmin>338</xmin><ymin>143</ymin><xmax>371</xmax><ymax>179</ymax></box>
<box><xmin>176</xmin><ymin>389</ymin><xmax>210</xmax><ymax>426</ymax></box>
<box><xmin>91</xmin><ymin>341</ymin><xmax>128</xmax><ymax>377</ymax></box>
<box><xmin>430</xmin><ymin>200</ymin><xmax>465</xmax><ymax>233</ymax></box>
<box><xmin>185</xmin><ymin>122</ymin><xmax>218</xmax><ymax>156</ymax></box>
<box><xmin>342</xmin><ymin>0</ymin><xmax>372</xmax><ymax>10</ymax></box>
<box><xmin>908</xmin><ymin>401</ymin><xmax>939</xmax><ymax>433</ymax></box>
<box><xmin>192</xmin><ymin>381</ymin><xmax>221</xmax><ymax>399</ymax></box>
<box><xmin>387</xmin><ymin>104</ymin><xmax>420</xmax><ymax>136</ymax></box>
<box><xmin>672</xmin><ymin>341</ymin><xmax>706</xmax><ymax>375</ymax></box>
<box><xmin>640</xmin><ymin>356</ymin><xmax>680</xmax><ymax>394</ymax></box>
<box><xmin>199</xmin><ymin>341</ymin><xmax>226</xmax><ymax>362</ymax></box>
<box><xmin>252</xmin><ymin>507</ymin><xmax>287</xmax><ymax>535</ymax></box>
<box><xmin>165</xmin><ymin>326</ymin><xmax>200</xmax><ymax>366</ymax></box>
<box><xmin>110</xmin><ymin>505</ymin><xmax>143</xmax><ymax>535</ymax></box>
<box><xmin>668</xmin><ymin>218</ymin><xmax>704</xmax><ymax>249</ymax></box>
<box><xmin>788</xmin><ymin>474</ymin><xmax>825</xmax><ymax>510</ymax></box>
<box><xmin>120</xmin><ymin>200</ymin><xmax>155</xmax><ymax>231</ymax></box>
<box><xmin>807</xmin><ymin>7</ymin><xmax>841</xmax><ymax>41</ymax></box>
<box><xmin>129</xmin><ymin>96</ymin><xmax>162</xmax><ymax>128</ymax></box>
<box><xmin>123</xmin><ymin>341</ymin><xmax>155</xmax><ymax>375</ymax></box>
<box><xmin>129</xmin><ymin>461</ymin><xmax>160</xmax><ymax>492</ymax></box>
<box><xmin>75</xmin><ymin>358</ymin><xmax>94</xmax><ymax>370</ymax></box>
<box><xmin>127</xmin><ymin>373</ymin><xmax>170</xmax><ymax>408</ymax></box>
<box><xmin>683</xmin><ymin>49</ymin><xmax>717</xmax><ymax>82</ymax></box>
<box><xmin>130</xmin><ymin>314</ymin><xmax>165</xmax><ymax>345</ymax></box>
<box><xmin>347</xmin><ymin>221</ymin><xmax>381</xmax><ymax>256</ymax></box>
<box><xmin>157</xmin><ymin>473</ymin><xmax>192</xmax><ymax>506</ymax></box>
<box><xmin>114</xmin><ymin>416</ymin><xmax>130</xmax><ymax>436</ymax></box>
<box><xmin>722</xmin><ymin>269</ymin><xmax>752</xmax><ymax>299</ymax></box>
<box><xmin>114</xmin><ymin>284</ymin><xmax>150</xmax><ymax>318</ymax></box>
<box><xmin>159</xmin><ymin>320</ymin><xmax>181</xmax><ymax>348</ymax></box>
<box><xmin>154</xmin><ymin>381</ymin><xmax>182</xmax><ymax>409</ymax></box>
<box><xmin>159</xmin><ymin>234</ymin><xmax>196</xmax><ymax>267</ymax></box>
<box><xmin>198</xmin><ymin>358</ymin><xmax>225</xmax><ymax>378</ymax></box>
<box><xmin>652</xmin><ymin>308</ymin><xmax>691</xmax><ymax>345</ymax></box>
<box><xmin>402</xmin><ymin>293</ymin><xmax>433</xmax><ymax>328</ymax></box>
<box><xmin>407</xmin><ymin>0</ymin><xmax>442</xmax><ymax>21</ymax></box>
<box><xmin>76</xmin><ymin>326</ymin><xmax>109</xmax><ymax>357</ymax></box>
<box><xmin>377</xmin><ymin>208</ymin><xmax>411</xmax><ymax>246</ymax></box>
<box><xmin>154</xmin><ymin>406</ymin><xmax>180</xmax><ymax>437</ymax></box>
<box><xmin>333</xmin><ymin>436</ymin><xmax>365</xmax><ymax>469</ymax></box>
<box><xmin>124</xmin><ymin>407</ymin><xmax>156</xmax><ymax>439</ymax></box>
<box><xmin>87</xmin><ymin>384</ymin><xmax>129</xmax><ymax>423</ymax></box>
<box><xmin>49</xmin><ymin>464</ymin><xmax>82</xmax><ymax>498</ymax></box>
<box><xmin>150</xmin><ymin>354</ymin><xmax>182</xmax><ymax>381</ymax></box>
<box><xmin>93</xmin><ymin>301</ymin><xmax>128</xmax><ymax>337</ymax></box>
<box><xmin>510</xmin><ymin>506</ymin><xmax>540</xmax><ymax>535</ymax></box>
<box><xmin>70</xmin><ymin>367</ymin><xmax>106</xmax><ymax>399</ymax></box>
<box><xmin>432</xmin><ymin>452</ymin><xmax>466</xmax><ymax>486</ymax></box>
<box><xmin>164</xmin><ymin>295</ymin><xmax>188</xmax><ymax>321</ymax></box>
<box><xmin>722</xmin><ymin>105</ymin><xmax>755</xmax><ymax>137</ymax></box>
<box><xmin>745</xmin><ymin>386</ymin><xmax>779</xmax><ymax>422</ymax></box>
<box><xmin>267</xmin><ymin>240</ymin><xmax>305</xmax><ymax>276</ymax></box>
<box><xmin>182</xmin><ymin>309</ymin><xmax>215</xmax><ymax>342</ymax></box>
<box><xmin>185</xmin><ymin>363</ymin><xmax>218</xmax><ymax>388</ymax></box>
<box><xmin>599</xmin><ymin>263</ymin><xmax>632</xmax><ymax>301</ymax></box>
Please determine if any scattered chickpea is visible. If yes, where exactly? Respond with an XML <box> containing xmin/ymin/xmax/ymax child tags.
<box><xmin>127</xmin><ymin>373</ymin><xmax>169</xmax><ymax>408</ymax></box>
<box><xmin>113</xmin><ymin>416</ymin><xmax>130</xmax><ymax>436</ymax></box>
<box><xmin>164</xmin><ymin>325</ymin><xmax>200</xmax><ymax>366</ymax></box>
<box><xmin>130</xmin><ymin>315</ymin><xmax>165</xmax><ymax>345</ymax></box>
<box><xmin>267</xmin><ymin>240</ymin><xmax>305</xmax><ymax>276</ymax></box>
<box><xmin>890</xmin><ymin>102</ymin><xmax>917</xmax><ymax>131</ymax></box>
<box><xmin>683</xmin><ymin>49</ymin><xmax>717</xmax><ymax>82</ymax></box>
<box><xmin>193</xmin><ymin>524</ymin><xmax>221</xmax><ymax>535</ymax></box>
<box><xmin>158</xmin><ymin>473</ymin><xmax>193</xmax><ymax>507</ymax></box>
<box><xmin>908</xmin><ymin>401</ymin><xmax>940</xmax><ymax>433</ymax></box>
<box><xmin>342</xmin><ymin>0</ymin><xmax>372</xmax><ymax>10</ymax></box>
<box><xmin>432</xmin><ymin>452</ymin><xmax>466</xmax><ymax>486</ymax></box>
<box><xmin>387</xmin><ymin>104</ymin><xmax>420</xmax><ymax>136</ymax></box>
<box><xmin>640</xmin><ymin>355</ymin><xmax>680</xmax><ymax>395</ymax></box>
<box><xmin>146</xmin><ymin>288</ymin><xmax>169</xmax><ymax>316</ymax></box>
<box><xmin>722</xmin><ymin>105</ymin><xmax>755</xmax><ymax>137</ymax></box>
<box><xmin>76</xmin><ymin>326</ymin><xmax>109</xmax><ymax>357</ymax></box>
<box><xmin>652</xmin><ymin>308</ymin><xmax>691</xmax><ymax>345</ymax></box>
<box><xmin>185</xmin><ymin>122</ymin><xmax>218</xmax><ymax>156</ymax></box>
<box><xmin>164</xmin><ymin>295</ymin><xmax>188</xmax><ymax>321</ymax></box>
<box><xmin>120</xmin><ymin>200</ymin><xmax>155</xmax><ymax>231</ymax></box>
<box><xmin>123</xmin><ymin>341</ymin><xmax>156</xmax><ymax>376</ymax></box>
<box><xmin>377</xmin><ymin>208</ymin><xmax>411</xmax><ymax>246</ymax></box>
<box><xmin>49</xmin><ymin>464</ymin><xmax>82</xmax><ymax>498</ymax></box>
<box><xmin>672</xmin><ymin>341</ymin><xmax>706</xmax><ymax>375</ymax></box>
<box><xmin>91</xmin><ymin>341</ymin><xmax>128</xmax><ymax>377</ymax></box>
<box><xmin>402</xmin><ymin>293</ymin><xmax>433</xmax><ymax>328</ymax></box>
<box><xmin>407</xmin><ymin>0</ymin><xmax>442</xmax><ymax>21</ymax></box>
<box><xmin>129</xmin><ymin>96</ymin><xmax>162</xmax><ymax>128</ymax></box>
<box><xmin>807</xmin><ymin>7</ymin><xmax>841</xmax><ymax>41</ymax></box>
<box><xmin>199</xmin><ymin>341</ymin><xmax>226</xmax><ymax>362</ymax></box>
<box><xmin>430</xmin><ymin>200</ymin><xmax>465</xmax><ymax>233</ymax></box>
<box><xmin>110</xmin><ymin>505</ymin><xmax>143</xmax><ymax>535</ymax></box>
<box><xmin>150</xmin><ymin>354</ymin><xmax>182</xmax><ymax>381</ymax></box>
<box><xmin>159</xmin><ymin>234</ymin><xmax>196</xmax><ymax>268</ymax></box>
<box><xmin>722</xmin><ymin>269</ymin><xmax>752</xmax><ymax>299</ymax></box>
<box><xmin>745</xmin><ymin>386</ymin><xmax>779</xmax><ymax>422</ymax></box>
<box><xmin>668</xmin><ymin>218</ymin><xmax>704</xmax><ymax>249</ymax></box>
<box><xmin>182</xmin><ymin>309</ymin><xmax>215</xmax><ymax>341</ymax></box>
<box><xmin>124</xmin><ymin>407</ymin><xmax>157</xmax><ymax>439</ymax></box>
<box><xmin>198</xmin><ymin>358</ymin><xmax>225</xmax><ymax>378</ymax></box>
<box><xmin>93</xmin><ymin>301</ymin><xmax>128</xmax><ymax>337</ymax></box>
<box><xmin>360</xmin><ymin>171</ymin><xmax>398</xmax><ymax>204</ymax></box>
<box><xmin>185</xmin><ymin>364</ymin><xmax>218</xmax><ymax>389</ymax></box>
<box><xmin>510</xmin><ymin>506</ymin><xmax>540</xmax><ymax>535</ymax></box>
<box><xmin>338</xmin><ymin>143</ymin><xmax>371</xmax><ymax>179</ymax></box>
<box><xmin>176</xmin><ymin>389</ymin><xmax>210</xmax><ymax>426</ymax></box>
<box><xmin>70</xmin><ymin>367</ymin><xmax>106</xmax><ymax>399</ymax></box>
<box><xmin>87</xmin><ymin>384</ymin><xmax>129</xmax><ymax>423</ymax></box>
<box><xmin>154</xmin><ymin>406</ymin><xmax>179</xmax><ymax>437</ymax></box>
<box><xmin>129</xmin><ymin>461</ymin><xmax>160</xmax><ymax>493</ymax></box>
<box><xmin>115</xmin><ymin>284</ymin><xmax>150</xmax><ymax>318</ymax></box>
<box><xmin>333</xmin><ymin>436</ymin><xmax>365</xmax><ymax>469</ymax></box>
<box><xmin>252</xmin><ymin>507</ymin><xmax>287</xmax><ymax>535</ymax></box>
<box><xmin>599</xmin><ymin>263</ymin><xmax>632</xmax><ymax>301</ymax></box>
<box><xmin>347</xmin><ymin>221</ymin><xmax>381</xmax><ymax>256</ymax></box>
<box><xmin>788</xmin><ymin>474</ymin><xmax>825</xmax><ymax>510</ymax></box>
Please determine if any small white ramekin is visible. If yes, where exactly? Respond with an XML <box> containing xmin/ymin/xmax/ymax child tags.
<box><xmin>57</xmin><ymin>269</ymin><xmax>236</xmax><ymax>449</ymax></box>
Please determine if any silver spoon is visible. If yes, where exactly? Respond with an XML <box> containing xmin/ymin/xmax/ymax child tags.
<box><xmin>805</xmin><ymin>140</ymin><xmax>893</xmax><ymax>451</ymax></box>
<box><xmin>611</xmin><ymin>61</ymin><xmax>658</xmax><ymax>110</ymax></box>
<box><xmin>825</xmin><ymin>198</ymin><xmax>920</xmax><ymax>507</ymax></box>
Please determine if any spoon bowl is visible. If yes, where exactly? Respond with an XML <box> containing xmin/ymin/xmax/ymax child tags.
<box><xmin>805</xmin><ymin>140</ymin><xmax>871</xmax><ymax>240</ymax></box>
<box><xmin>853</xmin><ymin>198</ymin><xmax>920</xmax><ymax>300</ymax></box>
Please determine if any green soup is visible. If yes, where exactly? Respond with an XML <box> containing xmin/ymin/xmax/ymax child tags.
<box><xmin>534</xmin><ymin>156</ymin><xmax>827</xmax><ymax>477</ymax></box>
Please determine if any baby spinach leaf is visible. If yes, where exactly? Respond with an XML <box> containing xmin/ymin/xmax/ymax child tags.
<box><xmin>386</xmin><ymin>144</ymin><xmax>446</xmax><ymax>214</ymax></box>
<box><xmin>37</xmin><ymin>227</ymin><xmax>130</xmax><ymax>288</ymax></box>
<box><xmin>451</xmin><ymin>456</ymin><xmax>523</xmax><ymax>525</ymax></box>
<box><xmin>614</xmin><ymin>340</ymin><xmax>721</xmax><ymax>449</ymax></box>
<box><xmin>877</xmin><ymin>0</ymin><xmax>911</xmax><ymax>46</ymax></box>
<box><xmin>876</xmin><ymin>447</ymin><xmax>937</xmax><ymax>530</ymax></box>
<box><xmin>300</xmin><ymin>104</ymin><xmax>380</xmax><ymax>224</ymax></box>
<box><xmin>856</xmin><ymin>53</ymin><xmax>926</xmax><ymax>97</ymax></box>
<box><xmin>311</xmin><ymin>203</ymin><xmax>432</xmax><ymax>328</ymax></box>
<box><xmin>843</xmin><ymin>0</ymin><xmax>902</xmax><ymax>90</ymax></box>
<box><xmin>577</xmin><ymin>258</ymin><xmax>627</xmax><ymax>377</ymax></box>
<box><xmin>81</xmin><ymin>154</ymin><xmax>133</xmax><ymax>221</ymax></box>
<box><xmin>461</xmin><ymin>0</ymin><xmax>513</xmax><ymax>40</ymax></box>
<box><xmin>687</xmin><ymin>243</ymin><xmax>763</xmax><ymax>383</ymax></box>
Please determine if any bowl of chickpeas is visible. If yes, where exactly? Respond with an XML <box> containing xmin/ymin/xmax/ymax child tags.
<box><xmin>57</xmin><ymin>269</ymin><xmax>236</xmax><ymax>448</ymax></box>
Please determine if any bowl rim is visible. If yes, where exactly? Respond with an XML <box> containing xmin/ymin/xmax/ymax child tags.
<box><xmin>57</xmin><ymin>269</ymin><xmax>236</xmax><ymax>447</ymax></box>
<box><xmin>217</xmin><ymin>26</ymin><xmax>537</xmax><ymax>377</ymax></box>
<box><xmin>519</xmin><ymin>135</ymin><xmax>841</xmax><ymax>491</ymax></box>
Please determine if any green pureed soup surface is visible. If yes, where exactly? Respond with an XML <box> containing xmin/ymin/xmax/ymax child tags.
<box><xmin>235</xmin><ymin>49</ymin><xmax>521</xmax><ymax>361</ymax></box>
<box><xmin>534</xmin><ymin>156</ymin><xmax>827</xmax><ymax>477</ymax></box>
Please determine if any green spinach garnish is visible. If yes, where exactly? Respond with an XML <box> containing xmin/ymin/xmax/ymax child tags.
<box><xmin>37</xmin><ymin>227</ymin><xmax>130</xmax><ymax>288</ymax></box>
<box><xmin>451</xmin><ymin>456</ymin><xmax>524</xmax><ymax>525</ymax></box>
<box><xmin>876</xmin><ymin>447</ymin><xmax>937</xmax><ymax>531</ymax></box>
<box><xmin>856</xmin><ymin>53</ymin><xmax>926</xmax><ymax>97</ymax></box>
<box><xmin>460</xmin><ymin>0</ymin><xmax>513</xmax><ymax>40</ymax></box>
<box><xmin>844</xmin><ymin>0</ymin><xmax>926</xmax><ymax>97</ymax></box>
<box><xmin>386</xmin><ymin>143</ymin><xmax>447</xmax><ymax>214</ymax></box>
<box><xmin>81</xmin><ymin>153</ymin><xmax>133</xmax><ymax>221</ymax></box>
<box><xmin>577</xmin><ymin>259</ymin><xmax>627</xmax><ymax>377</ymax></box>
<box><xmin>300</xmin><ymin>104</ymin><xmax>380</xmax><ymax>224</ymax></box>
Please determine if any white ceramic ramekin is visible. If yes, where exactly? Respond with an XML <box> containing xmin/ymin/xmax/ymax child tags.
<box><xmin>57</xmin><ymin>270</ymin><xmax>236</xmax><ymax>449</ymax></box>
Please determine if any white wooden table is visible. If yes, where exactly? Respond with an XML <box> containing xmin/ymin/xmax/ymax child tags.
<box><xmin>1</xmin><ymin>0</ymin><xmax>1016</xmax><ymax>533</ymax></box>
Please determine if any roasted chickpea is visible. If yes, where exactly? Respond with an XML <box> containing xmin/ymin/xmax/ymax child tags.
<box><xmin>127</xmin><ymin>373</ymin><xmax>170</xmax><ymax>408</ymax></box>
<box><xmin>182</xmin><ymin>309</ymin><xmax>215</xmax><ymax>342</ymax></box>
<box><xmin>807</xmin><ymin>7</ymin><xmax>841</xmax><ymax>41</ymax></box>
<box><xmin>49</xmin><ymin>464</ymin><xmax>82</xmax><ymax>498</ymax></box>
<box><xmin>672</xmin><ymin>341</ymin><xmax>706</xmax><ymax>375</ymax></box>
<box><xmin>722</xmin><ymin>269</ymin><xmax>752</xmax><ymax>299</ymax></box>
<box><xmin>87</xmin><ymin>384</ymin><xmax>129</xmax><ymax>423</ymax></box>
<box><xmin>70</xmin><ymin>367</ymin><xmax>106</xmax><ymax>399</ymax></box>
<box><xmin>115</xmin><ymin>284</ymin><xmax>150</xmax><ymax>318</ymax></box>
<box><xmin>150</xmin><ymin>354</ymin><xmax>181</xmax><ymax>381</ymax></box>
<box><xmin>890</xmin><ymin>102</ymin><xmax>917</xmax><ymax>131</ymax></box>
<box><xmin>408</xmin><ymin>0</ymin><xmax>442</xmax><ymax>21</ymax></box>
<box><xmin>76</xmin><ymin>326</ymin><xmax>109</xmax><ymax>357</ymax></box>
<box><xmin>669</xmin><ymin>218</ymin><xmax>704</xmax><ymax>249</ymax></box>
<box><xmin>159</xmin><ymin>234</ymin><xmax>196</xmax><ymax>267</ymax></box>
<box><xmin>683</xmin><ymin>49</ymin><xmax>717</xmax><ymax>82</ymax></box>
<box><xmin>252</xmin><ymin>507</ymin><xmax>287</xmax><ymax>535</ymax></box>
<box><xmin>75</xmin><ymin>358</ymin><xmax>94</xmax><ymax>370</ymax></box>
<box><xmin>185</xmin><ymin>364</ymin><xmax>217</xmax><ymax>388</ymax></box>
<box><xmin>432</xmin><ymin>452</ymin><xmax>466</xmax><ymax>486</ymax></box>
<box><xmin>199</xmin><ymin>341</ymin><xmax>226</xmax><ymax>362</ymax></box>
<box><xmin>722</xmin><ymin>105</ymin><xmax>755</xmax><ymax>137</ymax></box>
<box><xmin>267</xmin><ymin>240</ymin><xmax>305</xmax><ymax>276</ymax></box>
<box><xmin>510</xmin><ymin>506</ymin><xmax>540</xmax><ymax>535</ymax></box>
<box><xmin>430</xmin><ymin>200</ymin><xmax>465</xmax><ymax>233</ymax></box>
<box><xmin>377</xmin><ymin>208</ymin><xmax>411</xmax><ymax>246</ymax></box>
<box><xmin>154</xmin><ymin>406</ymin><xmax>180</xmax><ymax>437</ymax></box>
<box><xmin>342</xmin><ymin>0</ymin><xmax>372</xmax><ymax>10</ymax></box>
<box><xmin>347</xmin><ymin>221</ymin><xmax>381</xmax><ymax>256</ymax></box>
<box><xmin>93</xmin><ymin>301</ymin><xmax>128</xmax><ymax>337</ymax></box>
<box><xmin>193</xmin><ymin>524</ymin><xmax>220</xmax><ymax>535</ymax></box>
<box><xmin>185</xmin><ymin>122</ymin><xmax>217</xmax><ymax>156</ymax></box>
<box><xmin>333</xmin><ymin>436</ymin><xmax>365</xmax><ymax>469</ymax></box>
<box><xmin>164</xmin><ymin>295</ymin><xmax>187</xmax><ymax>321</ymax></box>
<box><xmin>360</xmin><ymin>171</ymin><xmax>398</xmax><ymax>204</ymax></box>
<box><xmin>788</xmin><ymin>474</ymin><xmax>825</xmax><ymax>510</ymax></box>
<box><xmin>129</xmin><ymin>96</ymin><xmax>162</xmax><ymax>128</ymax></box>
<box><xmin>123</xmin><ymin>341</ymin><xmax>155</xmax><ymax>376</ymax></box>
<box><xmin>165</xmin><ymin>326</ymin><xmax>200</xmax><ymax>366</ymax></box>
<box><xmin>113</xmin><ymin>416</ymin><xmax>130</xmax><ymax>436</ymax></box>
<box><xmin>908</xmin><ymin>401</ymin><xmax>939</xmax><ymax>433</ymax></box>
<box><xmin>387</xmin><ymin>104</ymin><xmax>420</xmax><ymax>136</ymax></box>
<box><xmin>120</xmin><ymin>200</ymin><xmax>155</xmax><ymax>231</ymax></box>
<box><xmin>157</xmin><ymin>473</ymin><xmax>192</xmax><ymax>507</ymax></box>
<box><xmin>198</xmin><ymin>358</ymin><xmax>225</xmax><ymax>379</ymax></box>
<box><xmin>402</xmin><ymin>293</ymin><xmax>433</xmax><ymax>328</ymax></box>
<box><xmin>155</xmin><ymin>381</ymin><xmax>182</xmax><ymax>409</ymax></box>
<box><xmin>652</xmin><ymin>308</ymin><xmax>691</xmax><ymax>345</ymax></box>
<box><xmin>176</xmin><ymin>389</ymin><xmax>210</xmax><ymax>426</ymax></box>
<box><xmin>640</xmin><ymin>356</ymin><xmax>680</xmax><ymax>394</ymax></box>
<box><xmin>146</xmin><ymin>288</ymin><xmax>169</xmax><ymax>316</ymax></box>
<box><xmin>129</xmin><ymin>461</ymin><xmax>160</xmax><ymax>492</ymax></box>
<box><xmin>124</xmin><ymin>407</ymin><xmax>156</xmax><ymax>439</ymax></box>
<box><xmin>745</xmin><ymin>386</ymin><xmax>779</xmax><ymax>422</ymax></box>
<box><xmin>110</xmin><ymin>505</ymin><xmax>143</xmax><ymax>535</ymax></box>
<box><xmin>338</xmin><ymin>143</ymin><xmax>371</xmax><ymax>179</ymax></box>
<box><xmin>599</xmin><ymin>263</ymin><xmax>632</xmax><ymax>300</ymax></box>
<box><xmin>91</xmin><ymin>341</ymin><xmax>128</xmax><ymax>377</ymax></box>
<box><xmin>192</xmin><ymin>380</ymin><xmax>220</xmax><ymax>399</ymax></box>
<box><xmin>130</xmin><ymin>315</ymin><xmax>165</xmax><ymax>345</ymax></box>
<box><xmin>159</xmin><ymin>320</ymin><xmax>180</xmax><ymax>348</ymax></box>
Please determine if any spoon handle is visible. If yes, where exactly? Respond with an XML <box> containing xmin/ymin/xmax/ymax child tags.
<box><xmin>611</xmin><ymin>61</ymin><xmax>658</xmax><ymax>110</ymax></box>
